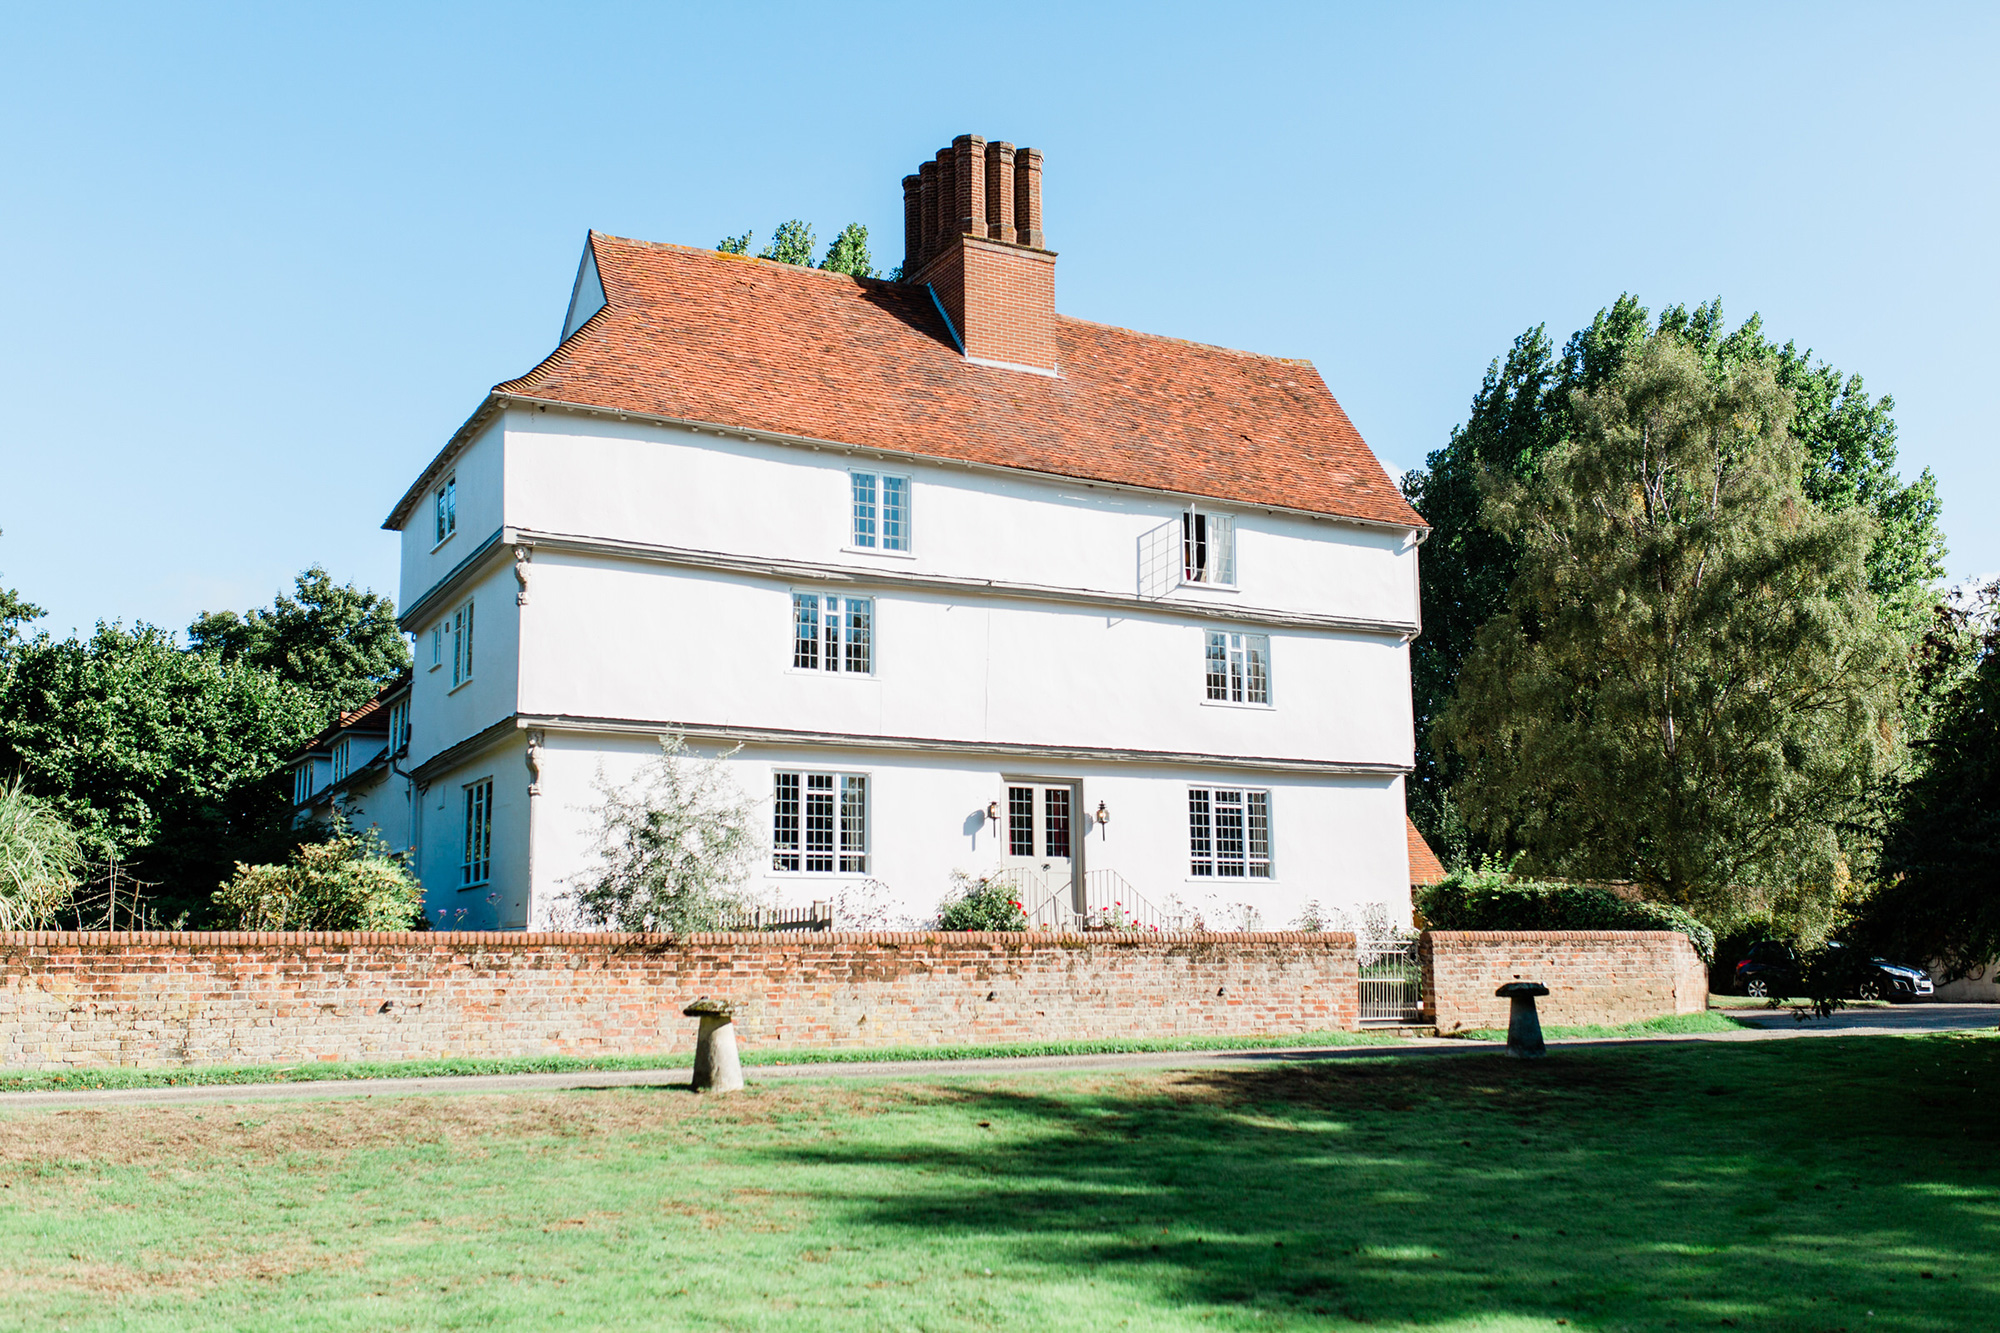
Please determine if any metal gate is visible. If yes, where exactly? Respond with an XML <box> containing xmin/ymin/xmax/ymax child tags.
<box><xmin>1357</xmin><ymin>935</ymin><xmax>1423</xmax><ymax>1026</ymax></box>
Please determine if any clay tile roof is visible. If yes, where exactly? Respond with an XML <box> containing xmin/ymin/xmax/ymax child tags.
<box><xmin>1407</xmin><ymin>817</ymin><xmax>1446</xmax><ymax>886</ymax></box>
<box><xmin>476</xmin><ymin>233</ymin><xmax>1424</xmax><ymax>528</ymax></box>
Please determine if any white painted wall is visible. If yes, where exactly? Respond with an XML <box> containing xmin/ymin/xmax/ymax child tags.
<box><xmin>516</xmin><ymin>556</ymin><xmax>1412</xmax><ymax>766</ymax></box>
<box><xmin>499</xmin><ymin>410</ymin><xmax>1419</xmax><ymax>626</ymax></box>
<box><xmin>525</xmin><ymin>731</ymin><xmax>1410</xmax><ymax>933</ymax></box>
<box><xmin>389</xmin><ymin>403</ymin><xmax>1425</xmax><ymax>925</ymax></box>
<box><xmin>414</xmin><ymin>733</ymin><xmax>531</xmax><ymax>931</ymax></box>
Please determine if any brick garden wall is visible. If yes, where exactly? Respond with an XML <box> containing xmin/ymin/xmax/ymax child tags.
<box><xmin>1420</xmin><ymin>930</ymin><xmax>1709</xmax><ymax>1034</ymax></box>
<box><xmin>0</xmin><ymin>931</ymin><xmax>1360</xmax><ymax>1071</ymax></box>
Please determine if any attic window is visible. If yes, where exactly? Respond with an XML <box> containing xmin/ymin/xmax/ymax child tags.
<box><xmin>1183</xmin><ymin>510</ymin><xmax>1235</xmax><ymax>585</ymax></box>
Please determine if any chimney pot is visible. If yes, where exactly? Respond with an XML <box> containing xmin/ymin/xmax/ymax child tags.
<box><xmin>1014</xmin><ymin>147</ymin><xmax>1044</xmax><ymax>249</ymax></box>
<box><xmin>985</xmin><ymin>141</ymin><xmax>1015</xmax><ymax>241</ymax></box>
<box><xmin>953</xmin><ymin>134</ymin><xmax>987</xmax><ymax>241</ymax></box>
<box><xmin>917</xmin><ymin>160</ymin><xmax>940</xmax><ymax>267</ymax></box>
<box><xmin>935</xmin><ymin>149</ymin><xmax>956</xmax><ymax>256</ymax></box>
<box><xmin>901</xmin><ymin>174</ymin><xmax>922</xmax><ymax>277</ymax></box>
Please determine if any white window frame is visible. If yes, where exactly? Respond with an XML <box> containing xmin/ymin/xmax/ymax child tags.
<box><xmin>429</xmin><ymin>622</ymin><xmax>444</xmax><ymax>672</ymax></box>
<box><xmin>847</xmin><ymin>470</ymin><xmax>913</xmax><ymax>555</ymax></box>
<box><xmin>1182</xmin><ymin>508</ymin><xmax>1236</xmax><ymax>587</ymax></box>
<box><xmin>1204</xmin><ymin>630</ymin><xmax>1272</xmax><ymax>706</ymax></box>
<box><xmin>331</xmin><ymin>736</ymin><xmax>352</xmax><ymax>783</ymax></box>
<box><xmin>462</xmin><ymin>777</ymin><xmax>494</xmax><ymax>888</ymax></box>
<box><xmin>433</xmin><ymin>476</ymin><xmax>457</xmax><ymax>549</ymax></box>
<box><xmin>770</xmin><ymin>769</ymin><xmax>869</xmax><ymax>875</ymax></box>
<box><xmin>449</xmin><ymin>598</ymin><xmax>475</xmax><ymax>691</ymax></box>
<box><xmin>293</xmin><ymin>761</ymin><xmax>316</xmax><ymax>806</ymax></box>
<box><xmin>790</xmin><ymin>593</ymin><xmax>874</xmax><ymax>675</ymax></box>
<box><xmin>1187</xmin><ymin>787</ymin><xmax>1274</xmax><ymax>880</ymax></box>
<box><xmin>388</xmin><ymin>697</ymin><xmax>410</xmax><ymax>754</ymax></box>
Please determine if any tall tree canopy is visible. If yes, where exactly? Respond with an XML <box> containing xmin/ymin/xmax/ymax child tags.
<box><xmin>1404</xmin><ymin>297</ymin><xmax>1946</xmax><ymax>848</ymax></box>
<box><xmin>0</xmin><ymin>532</ymin><xmax>42</xmax><ymax>664</ymax></box>
<box><xmin>0</xmin><ymin>623</ymin><xmax>320</xmax><ymax>920</ymax></box>
<box><xmin>0</xmin><ymin>566</ymin><xmax>406</xmax><ymax>919</ymax></box>
<box><xmin>717</xmin><ymin>220</ymin><xmax>879</xmax><ymax>278</ymax></box>
<box><xmin>187</xmin><ymin>564</ymin><xmax>408</xmax><ymax>714</ymax></box>
<box><xmin>1860</xmin><ymin>585</ymin><xmax>2000</xmax><ymax>976</ymax></box>
<box><xmin>1439</xmin><ymin>332</ymin><xmax>1904</xmax><ymax>914</ymax></box>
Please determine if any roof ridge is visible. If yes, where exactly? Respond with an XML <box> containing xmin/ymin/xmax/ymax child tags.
<box><xmin>1055</xmin><ymin>312</ymin><xmax>1312</xmax><ymax>364</ymax></box>
<box><xmin>592</xmin><ymin>232</ymin><xmax>892</xmax><ymax>287</ymax></box>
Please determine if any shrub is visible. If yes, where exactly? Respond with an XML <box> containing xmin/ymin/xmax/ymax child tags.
<box><xmin>0</xmin><ymin>777</ymin><xmax>84</xmax><ymax>928</ymax></box>
<box><xmin>937</xmin><ymin>872</ymin><xmax>1027</xmax><ymax>931</ymax></box>
<box><xmin>213</xmin><ymin>823</ymin><xmax>423</xmax><ymax>930</ymax></box>
<box><xmin>570</xmin><ymin>735</ymin><xmax>756</xmax><ymax>933</ymax></box>
<box><xmin>1417</xmin><ymin>858</ymin><xmax>1715</xmax><ymax>962</ymax></box>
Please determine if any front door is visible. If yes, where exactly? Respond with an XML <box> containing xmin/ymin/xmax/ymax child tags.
<box><xmin>1001</xmin><ymin>781</ymin><xmax>1079</xmax><ymax>914</ymax></box>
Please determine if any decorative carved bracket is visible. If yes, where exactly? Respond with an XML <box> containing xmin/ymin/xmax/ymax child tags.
<box><xmin>514</xmin><ymin>543</ymin><xmax>534</xmax><ymax>606</ymax></box>
<box><xmin>525</xmin><ymin>728</ymin><xmax>544</xmax><ymax>796</ymax></box>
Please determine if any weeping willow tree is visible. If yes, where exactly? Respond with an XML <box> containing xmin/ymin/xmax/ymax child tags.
<box><xmin>1440</xmin><ymin>332</ymin><xmax>1904</xmax><ymax>917</ymax></box>
<box><xmin>0</xmin><ymin>777</ymin><xmax>84</xmax><ymax>928</ymax></box>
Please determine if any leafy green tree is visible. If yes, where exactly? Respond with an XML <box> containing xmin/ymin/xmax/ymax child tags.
<box><xmin>1440</xmin><ymin>332</ymin><xmax>1904</xmax><ymax>913</ymax></box>
<box><xmin>0</xmin><ymin>777</ymin><xmax>85</xmax><ymax>929</ymax></box>
<box><xmin>0</xmin><ymin>622</ymin><xmax>321</xmax><ymax>920</ymax></box>
<box><xmin>212</xmin><ymin>821</ymin><xmax>423</xmax><ymax>931</ymax></box>
<box><xmin>759</xmin><ymin>219</ymin><xmax>817</xmax><ymax>267</ymax></box>
<box><xmin>1404</xmin><ymin>298</ymin><xmax>1946</xmax><ymax>845</ymax></box>
<box><xmin>187</xmin><ymin>565</ymin><xmax>409</xmax><ymax>714</ymax></box>
<box><xmin>817</xmin><ymin>223</ymin><xmax>878</xmax><ymax>278</ymax></box>
<box><xmin>570</xmin><ymin>734</ymin><xmax>757</xmax><ymax>932</ymax></box>
<box><xmin>1860</xmin><ymin>583</ymin><xmax>2000</xmax><ymax>976</ymax></box>
<box><xmin>0</xmin><ymin>533</ymin><xmax>42</xmax><ymax>665</ymax></box>
<box><xmin>717</xmin><ymin>220</ymin><xmax>879</xmax><ymax>277</ymax></box>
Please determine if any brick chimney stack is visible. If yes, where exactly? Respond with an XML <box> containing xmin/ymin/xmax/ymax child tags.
<box><xmin>903</xmin><ymin>133</ymin><xmax>1057</xmax><ymax>373</ymax></box>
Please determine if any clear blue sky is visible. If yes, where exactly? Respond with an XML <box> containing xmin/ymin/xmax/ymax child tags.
<box><xmin>3</xmin><ymin>2</ymin><xmax>1994</xmax><ymax>637</ymax></box>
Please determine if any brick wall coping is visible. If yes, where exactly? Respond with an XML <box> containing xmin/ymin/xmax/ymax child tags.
<box><xmin>0</xmin><ymin>930</ymin><xmax>1358</xmax><ymax>949</ymax></box>
<box><xmin>1422</xmin><ymin>930</ymin><xmax>1691</xmax><ymax>942</ymax></box>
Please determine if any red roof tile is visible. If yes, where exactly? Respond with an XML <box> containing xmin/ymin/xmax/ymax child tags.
<box><xmin>471</xmin><ymin>234</ymin><xmax>1424</xmax><ymax>529</ymax></box>
<box><xmin>1407</xmin><ymin>817</ymin><xmax>1446</xmax><ymax>886</ymax></box>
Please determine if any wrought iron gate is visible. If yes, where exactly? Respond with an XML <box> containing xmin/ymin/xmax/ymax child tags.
<box><xmin>1357</xmin><ymin>935</ymin><xmax>1423</xmax><ymax>1026</ymax></box>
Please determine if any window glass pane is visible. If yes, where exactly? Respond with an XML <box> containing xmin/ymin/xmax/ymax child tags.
<box><xmin>805</xmin><ymin>773</ymin><xmax>836</xmax><ymax>873</ymax></box>
<box><xmin>1187</xmin><ymin>788</ymin><xmax>1214</xmax><ymax>876</ymax></box>
<box><xmin>1246</xmin><ymin>634</ymin><xmax>1269</xmax><ymax>705</ymax></box>
<box><xmin>1008</xmin><ymin>786</ymin><xmax>1035</xmax><ymax>857</ymax></box>
<box><xmin>445</xmin><ymin>479</ymin><xmax>456</xmax><ymax>535</ymax></box>
<box><xmin>792</xmin><ymin>594</ymin><xmax>820</xmax><ymax>670</ymax></box>
<box><xmin>845</xmin><ymin>598</ymin><xmax>872</xmax><ymax>674</ymax></box>
<box><xmin>1214</xmin><ymin>790</ymin><xmax>1247</xmax><ymax>876</ymax></box>
<box><xmin>1205</xmin><ymin>632</ymin><xmax>1229</xmax><ymax>700</ymax></box>
<box><xmin>435</xmin><ymin>487</ymin><xmax>446</xmax><ymax>544</ymax></box>
<box><xmin>851</xmin><ymin>472</ymin><xmax>877</xmax><ymax>548</ymax></box>
<box><xmin>462</xmin><ymin>601</ymin><xmax>474</xmax><ymax>680</ymax></box>
<box><xmin>881</xmin><ymin>476</ymin><xmax>908</xmax><ymax>551</ymax></box>
<box><xmin>1247</xmin><ymin>791</ymin><xmax>1272</xmax><ymax>877</ymax></box>
<box><xmin>463</xmin><ymin>779</ymin><xmax>492</xmax><ymax>887</ymax></box>
<box><xmin>1212</xmin><ymin>514</ymin><xmax>1234</xmax><ymax>584</ymax></box>
<box><xmin>822</xmin><ymin>595</ymin><xmax>839</xmax><ymax>670</ymax></box>
<box><xmin>772</xmin><ymin>772</ymin><xmax>801</xmax><ymax>871</ymax></box>
<box><xmin>839</xmin><ymin>776</ymin><xmax>867</xmax><ymax>873</ymax></box>
<box><xmin>1044</xmin><ymin>787</ymin><xmax>1071</xmax><ymax>859</ymax></box>
<box><xmin>1182</xmin><ymin>511</ymin><xmax>1207</xmax><ymax>582</ymax></box>
<box><xmin>452</xmin><ymin>610</ymin><xmax>463</xmax><ymax>685</ymax></box>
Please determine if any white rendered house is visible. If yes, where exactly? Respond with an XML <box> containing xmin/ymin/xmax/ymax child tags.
<box><xmin>379</xmin><ymin>134</ymin><xmax>1430</xmax><ymax>932</ymax></box>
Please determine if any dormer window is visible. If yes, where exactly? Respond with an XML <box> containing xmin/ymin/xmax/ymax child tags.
<box><xmin>434</xmin><ymin>476</ymin><xmax>457</xmax><ymax>547</ymax></box>
<box><xmin>1182</xmin><ymin>510</ymin><xmax>1235</xmax><ymax>585</ymax></box>
<box><xmin>850</xmin><ymin>471</ymin><xmax>910</xmax><ymax>552</ymax></box>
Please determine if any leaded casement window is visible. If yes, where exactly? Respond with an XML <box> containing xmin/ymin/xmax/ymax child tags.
<box><xmin>450</xmin><ymin>599</ymin><xmax>475</xmax><ymax>688</ymax></box>
<box><xmin>1188</xmin><ymin>787</ymin><xmax>1273</xmax><ymax>878</ymax></box>
<box><xmin>850</xmin><ymin>471</ymin><xmax>910</xmax><ymax>551</ymax></box>
<box><xmin>434</xmin><ymin>476</ymin><xmax>456</xmax><ymax>545</ymax></box>
<box><xmin>462</xmin><ymin>778</ymin><xmax>493</xmax><ymax>887</ymax></box>
<box><xmin>1182</xmin><ymin>510</ymin><xmax>1235</xmax><ymax>585</ymax></box>
<box><xmin>771</xmin><ymin>771</ymin><xmax>868</xmax><ymax>874</ymax></box>
<box><xmin>388</xmin><ymin>697</ymin><xmax>410</xmax><ymax>754</ymax></box>
<box><xmin>1205</xmin><ymin>631</ymin><xmax>1271</xmax><ymax>704</ymax></box>
<box><xmin>791</xmin><ymin>593</ymin><xmax>873</xmax><ymax>674</ymax></box>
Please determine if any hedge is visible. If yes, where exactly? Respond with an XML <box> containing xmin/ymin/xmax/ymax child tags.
<box><xmin>1417</xmin><ymin>863</ymin><xmax>1716</xmax><ymax>963</ymax></box>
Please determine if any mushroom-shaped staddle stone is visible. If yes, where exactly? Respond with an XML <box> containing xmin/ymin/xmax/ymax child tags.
<box><xmin>683</xmin><ymin>997</ymin><xmax>744</xmax><ymax>1093</ymax></box>
<box><xmin>1496</xmin><ymin>981</ymin><xmax>1549</xmax><ymax>1059</ymax></box>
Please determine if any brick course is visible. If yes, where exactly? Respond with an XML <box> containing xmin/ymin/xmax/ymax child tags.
<box><xmin>1420</xmin><ymin>930</ymin><xmax>1709</xmax><ymax>1033</ymax></box>
<box><xmin>0</xmin><ymin>931</ymin><xmax>1360</xmax><ymax>1071</ymax></box>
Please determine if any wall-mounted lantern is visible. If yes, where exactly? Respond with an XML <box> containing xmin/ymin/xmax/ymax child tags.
<box><xmin>1095</xmin><ymin>801</ymin><xmax>1110</xmax><ymax>832</ymax></box>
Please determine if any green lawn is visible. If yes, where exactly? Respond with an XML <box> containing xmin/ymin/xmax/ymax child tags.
<box><xmin>0</xmin><ymin>1033</ymin><xmax>1993</xmax><ymax>1331</ymax></box>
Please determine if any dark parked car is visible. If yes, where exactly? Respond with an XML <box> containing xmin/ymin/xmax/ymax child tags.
<box><xmin>1733</xmin><ymin>940</ymin><xmax>1934</xmax><ymax>1001</ymax></box>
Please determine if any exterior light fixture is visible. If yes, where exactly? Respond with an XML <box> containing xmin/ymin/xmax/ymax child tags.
<box><xmin>985</xmin><ymin>800</ymin><xmax>999</xmax><ymax>822</ymax></box>
<box><xmin>1095</xmin><ymin>801</ymin><xmax>1109</xmax><ymax>826</ymax></box>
